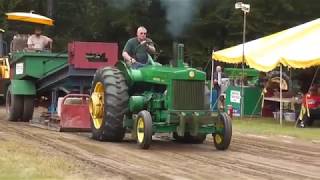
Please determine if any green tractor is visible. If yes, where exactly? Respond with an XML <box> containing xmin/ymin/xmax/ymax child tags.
<box><xmin>89</xmin><ymin>44</ymin><xmax>232</xmax><ymax>150</ymax></box>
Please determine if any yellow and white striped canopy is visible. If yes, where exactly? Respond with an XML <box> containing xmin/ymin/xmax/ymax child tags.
<box><xmin>212</xmin><ymin>18</ymin><xmax>320</xmax><ymax>72</ymax></box>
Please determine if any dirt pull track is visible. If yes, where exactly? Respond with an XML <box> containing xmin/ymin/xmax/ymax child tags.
<box><xmin>0</xmin><ymin>109</ymin><xmax>320</xmax><ymax>180</ymax></box>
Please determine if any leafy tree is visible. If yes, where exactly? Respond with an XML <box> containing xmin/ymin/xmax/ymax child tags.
<box><xmin>1</xmin><ymin>0</ymin><xmax>320</xmax><ymax>66</ymax></box>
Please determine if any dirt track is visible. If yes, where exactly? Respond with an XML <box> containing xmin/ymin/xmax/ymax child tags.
<box><xmin>1</xmin><ymin>107</ymin><xmax>320</xmax><ymax>180</ymax></box>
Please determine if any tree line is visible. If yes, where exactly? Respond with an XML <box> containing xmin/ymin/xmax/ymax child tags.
<box><xmin>1</xmin><ymin>0</ymin><xmax>319</xmax><ymax>67</ymax></box>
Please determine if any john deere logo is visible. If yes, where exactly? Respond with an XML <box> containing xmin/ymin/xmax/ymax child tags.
<box><xmin>189</xmin><ymin>71</ymin><xmax>195</xmax><ymax>78</ymax></box>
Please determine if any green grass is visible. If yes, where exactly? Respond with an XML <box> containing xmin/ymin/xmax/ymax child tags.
<box><xmin>232</xmin><ymin>117</ymin><xmax>320</xmax><ymax>141</ymax></box>
<box><xmin>0</xmin><ymin>137</ymin><xmax>77</xmax><ymax>180</ymax></box>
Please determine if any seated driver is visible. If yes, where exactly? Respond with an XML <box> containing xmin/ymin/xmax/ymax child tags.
<box><xmin>27</xmin><ymin>26</ymin><xmax>53</xmax><ymax>51</ymax></box>
<box><xmin>122</xmin><ymin>26</ymin><xmax>156</xmax><ymax>69</ymax></box>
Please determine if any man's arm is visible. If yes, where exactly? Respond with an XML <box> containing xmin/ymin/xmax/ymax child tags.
<box><xmin>141</xmin><ymin>39</ymin><xmax>156</xmax><ymax>54</ymax></box>
<box><xmin>122</xmin><ymin>51</ymin><xmax>136</xmax><ymax>64</ymax></box>
<box><xmin>146</xmin><ymin>43</ymin><xmax>156</xmax><ymax>54</ymax></box>
<box><xmin>45</xmin><ymin>36</ymin><xmax>53</xmax><ymax>50</ymax></box>
<box><xmin>122</xmin><ymin>39</ymin><xmax>137</xmax><ymax>64</ymax></box>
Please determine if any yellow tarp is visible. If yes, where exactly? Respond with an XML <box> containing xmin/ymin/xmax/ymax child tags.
<box><xmin>212</xmin><ymin>18</ymin><xmax>320</xmax><ymax>72</ymax></box>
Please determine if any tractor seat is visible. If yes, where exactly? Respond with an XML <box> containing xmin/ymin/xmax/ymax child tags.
<box><xmin>10</xmin><ymin>34</ymin><xmax>29</xmax><ymax>52</ymax></box>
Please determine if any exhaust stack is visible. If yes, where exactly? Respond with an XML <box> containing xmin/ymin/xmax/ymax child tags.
<box><xmin>172</xmin><ymin>42</ymin><xmax>184</xmax><ymax>68</ymax></box>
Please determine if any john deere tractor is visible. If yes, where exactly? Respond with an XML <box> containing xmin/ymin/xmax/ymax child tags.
<box><xmin>89</xmin><ymin>44</ymin><xmax>232</xmax><ymax>150</ymax></box>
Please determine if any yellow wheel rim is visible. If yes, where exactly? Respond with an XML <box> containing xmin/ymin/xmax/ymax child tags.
<box><xmin>137</xmin><ymin>117</ymin><xmax>145</xmax><ymax>143</ymax></box>
<box><xmin>215</xmin><ymin>134</ymin><xmax>223</xmax><ymax>144</ymax></box>
<box><xmin>89</xmin><ymin>82</ymin><xmax>105</xmax><ymax>129</ymax></box>
<box><xmin>215</xmin><ymin>116</ymin><xmax>225</xmax><ymax>144</ymax></box>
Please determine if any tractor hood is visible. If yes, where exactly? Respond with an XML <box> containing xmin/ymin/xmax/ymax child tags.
<box><xmin>131</xmin><ymin>65</ymin><xmax>206</xmax><ymax>85</ymax></box>
<box><xmin>116</xmin><ymin>61</ymin><xmax>206</xmax><ymax>87</ymax></box>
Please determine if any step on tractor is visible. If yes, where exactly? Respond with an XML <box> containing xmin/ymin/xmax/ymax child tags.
<box><xmin>6</xmin><ymin>40</ymin><xmax>118</xmax><ymax>131</ymax></box>
<box><xmin>90</xmin><ymin>43</ymin><xmax>232</xmax><ymax>150</ymax></box>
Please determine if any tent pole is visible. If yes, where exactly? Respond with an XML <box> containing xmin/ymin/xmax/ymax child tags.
<box><xmin>280</xmin><ymin>65</ymin><xmax>283</xmax><ymax>126</ymax></box>
<box><xmin>241</xmin><ymin>11</ymin><xmax>247</xmax><ymax>119</ymax></box>
<box><xmin>210</xmin><ymin>56</ymin><xmax>215</xmax><ymax>111</ymax></box>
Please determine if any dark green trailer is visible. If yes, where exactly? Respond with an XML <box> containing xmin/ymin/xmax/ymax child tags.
<box><xmin>6</xmin><ymin>41</ymin><xmax>119</xmax><ymax>131</ymax></box>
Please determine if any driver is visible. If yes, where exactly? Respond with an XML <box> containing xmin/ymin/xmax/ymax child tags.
<box><xmin>122</xmin><ymin>26</ymin><xmax>156</xmax><ymax>68</ymax></box>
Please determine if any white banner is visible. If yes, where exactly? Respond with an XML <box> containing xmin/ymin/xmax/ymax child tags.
<box><xmin>16</xmin><ymin>63</ymin><xmax>24</xmax><ymax>75</ymax></box>
<box><xmin>230</xmin><ymin>90</ymin><xmax>241</xmax><ymax>103</ymax></box>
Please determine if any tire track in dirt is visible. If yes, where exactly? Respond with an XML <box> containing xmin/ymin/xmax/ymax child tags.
<box><xmin>231</xmin><ymin>136</ymin><xmax>320</xmax><ymax>167</ymax></box>
<box><xmin>0</xmin><ymin>121</ymin><xmax>248</xmax><ymax>179</ymax></box>
<box><xmin>0</xmin><ymin>122</ymin><xmax>154</xmax><ymax>180</ymax></box>
<box><xmin>3</xmin><ymin>123</ymin><xmax>214</xmax><ymax>179</ymax></box>
<box><xmin>2</xmin><ymin>121</ymin><xmax>218</xmax><ymax>179</ymax></box>
<box><xmin>0</xmin><ymin>117</ymin><xmax>319</xmax><ymax>180</ymax></box>
<box><xmin>232</xmin><ymin>135</ymin><xmax>320</xmax><ymax>156</ymax></box>
<box><xmin>151</xmin><ymin>141</ymin><xmax>319</xmax><ymax>180</ymax></box>
<box><xmin>47</xmin><ymin>134</ymin><xmax>257</xmax><ymax>180</ymax></box>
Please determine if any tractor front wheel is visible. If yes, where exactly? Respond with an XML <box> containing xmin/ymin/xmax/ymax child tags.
<box><xmin>213</xmin><ymin>112</ymin><xmax>232</xmax><ymax>150</ymax></box>
<box><xmin>89</xmin><ymin>67</ymin><xmax>129</xmax><ymax>141</ymax></box>
<box><xmin>6</xmin><ymin>85</ymin><xmax>23</xmax><ymax>121</ymax></box>
<box><xmin>136</xmin><ymin>110</ymin><xmax>153</xmax><ymax>149</ymax></box>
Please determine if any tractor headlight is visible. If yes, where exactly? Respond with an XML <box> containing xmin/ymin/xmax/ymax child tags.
<box><xmin>189</xmin><ymin>71</ymin><xmax>195</xmax><ymax>78</ymax></box>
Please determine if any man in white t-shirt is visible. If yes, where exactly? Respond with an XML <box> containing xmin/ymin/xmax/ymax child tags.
<box><xmin>27</xmin><ymin>27</ymin><xmax>53</xmax><ymax>51</ymax></box>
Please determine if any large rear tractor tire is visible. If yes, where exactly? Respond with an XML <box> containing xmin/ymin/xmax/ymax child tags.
<box><xmin>6</xmin><ymin>85</ymin><xmax>23</xmax><ymax>122</ymax></box>
<box><xmin>213</xmin><ymin>112</ymin><xmax>232</xmax><ymax>150</ymax></box>
<box><xmin>136</xmin><ymin>110</ymin><xmax>153</xmax><ymax>149</ymax></box>
<box><xmin>89</xmin><ymin>67</ymin><xmax>129</xmax><ymax>142</ymax></box>
<box><xmin>173</xmin><ymin>132</ymin><xmax>207</xmax><ymax>144</ymax></box>
<box><xmin>22</xmin><ymin>95</ymin><xmax>35</xmax><ymax>122</ymax></box>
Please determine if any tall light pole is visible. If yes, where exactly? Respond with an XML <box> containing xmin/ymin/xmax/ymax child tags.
<box><xmin>47</xmin><ymin>0</ymin><xmax>54</xmax><ymax>18</ymax></box>
<box><xmin>0</xmin><ymin>29</ymin><xmax>4</xmax><ymax>57</ymax></box>
<box><xmin>235</xmin><ymin>2</ymin><xmax>250</xmax><ymax>118</ymax></box>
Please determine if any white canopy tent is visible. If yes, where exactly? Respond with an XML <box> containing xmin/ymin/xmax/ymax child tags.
<box><xmin>212</xmin><ymin>19</ymin><xmax>320</xmax><ymax>124</ymax></box>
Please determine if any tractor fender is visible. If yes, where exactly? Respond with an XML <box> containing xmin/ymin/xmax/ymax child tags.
<box><xmin>9</xmin><ymin>80</ymin><xmax>36</xmax><ymax>95</ymax></box>
<box><xmin>116</xmin><ymin>60</ymin><xmax>143</xmax><ymax>86</ymax></box>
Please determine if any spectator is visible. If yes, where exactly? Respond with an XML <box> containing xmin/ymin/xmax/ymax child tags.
<box><xmin>213</xmin><ymin>65</ymin><xmax>227</xmax><ymax>96</ymax></box>
<box><xmin>27</xmin><ymin>26</ymin><xmax>52</xmax><ymax>51</ymax></box>
<box><xmin>213</xmin><ymin>65</ymin><xmax>227</xmax><ymax>111</ymax></box>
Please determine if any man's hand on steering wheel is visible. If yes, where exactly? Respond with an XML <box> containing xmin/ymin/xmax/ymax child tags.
<box><xmin>130</xmin><ymin>57</ymin><xmax>137</xmax><ymax>64</ymax></box>
<box><xmin>140</xmin><ymin>40</ymin><xmax>147</xmax><ymax>46</ymax></box>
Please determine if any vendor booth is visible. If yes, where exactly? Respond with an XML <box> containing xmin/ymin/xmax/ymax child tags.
<box><xmin>212</xmin><ymin>18</ymin><xmax>320</xmax><ymax>124</ymax></box>
<box><xmin>223</xmin><ymin>68</ymin><xmax>262</xmax><ymax>116</ymax></box>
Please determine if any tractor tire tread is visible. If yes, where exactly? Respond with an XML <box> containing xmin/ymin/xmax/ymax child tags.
<box><xmin>91</xmin><ymin>67</ymin><xmax>129</xmax><ymax>142</ymax></box>
<box><xmin>22</xmin><ymin>96</ymin><xmax>35</xmax><ymax>122</ymax></box>
<box><xmin>213</xmin><ymin>112</ymin><xmax>232</xmax><ymax>150</ymax></box>
<box><xmin>6</xmin><ymin>85</ymin><xmax>23</xmax><ymax>122</ymax></box>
